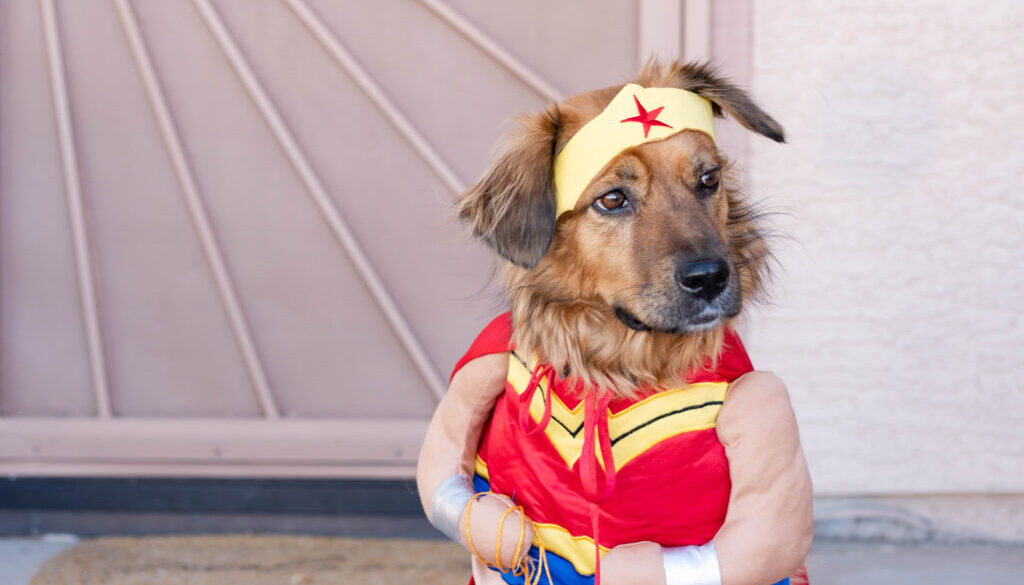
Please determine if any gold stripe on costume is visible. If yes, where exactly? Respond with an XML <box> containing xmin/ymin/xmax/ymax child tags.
<box><xmin>507</xmin><ymin>354</ymin><xmax>727</xmax><ymax>471</ymax></box>
<box><xmin>507</xmin><ymin>353</ymin><xmax>584</xmax><ymax>467</ymax></box>
<box><xmin>474</xmin><ymin>455</ymin><xmax>489</xmax><ymax>480</ymax></box>
<box><xmin>608</xmin><ymin>382</ymin><xmax>726</xmax><ymax>469</ymax></box>
<box><xmin>532</xmin><ymin>522</ymin><xmax>608</xmax><ymax>576</ymax></box>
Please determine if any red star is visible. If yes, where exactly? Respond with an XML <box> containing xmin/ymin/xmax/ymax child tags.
<box><xmin>620</xmin><ymin>95</ymin><xmax>672</xmax><ymax>138</ymax></box>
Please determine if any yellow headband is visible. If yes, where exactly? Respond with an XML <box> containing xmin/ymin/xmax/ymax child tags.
<box><xmin>552</xmin><ymin>83</ymin><xmax>716</xmax><ymax>217</ymax></box>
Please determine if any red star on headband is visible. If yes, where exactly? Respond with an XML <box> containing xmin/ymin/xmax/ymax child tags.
<box><xmin>621</xmin><ymin>95</ymin><xmax>672</xmax><ymax>138</ymax></box>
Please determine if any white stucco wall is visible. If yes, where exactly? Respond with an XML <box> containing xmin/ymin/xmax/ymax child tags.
<box><xmin>742</xmin><ymin>0</ymin><xmax>1023</xmax><ymax>514</ymax></box>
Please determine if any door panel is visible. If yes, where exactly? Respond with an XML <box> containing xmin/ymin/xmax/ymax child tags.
<box><xmin>0</xmin><ymin>0</ymin><xmax>717</xmax><ymax>476</ymax></box>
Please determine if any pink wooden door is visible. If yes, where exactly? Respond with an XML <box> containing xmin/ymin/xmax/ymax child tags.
<box><xmin>0</xmin><ymin>0</ymin><xmax>748</xmax><ymax>478</ymax></box>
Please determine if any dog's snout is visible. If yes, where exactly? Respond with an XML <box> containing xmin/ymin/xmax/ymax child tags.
<box><xmin>676</xmin><ymin>258</ymin><xmax>730</xmax><ymax>302</ymax></box>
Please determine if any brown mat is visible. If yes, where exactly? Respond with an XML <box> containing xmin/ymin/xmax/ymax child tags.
<box><xmin>30</xmin><ymin>535</ymin><xmax>471</xmax><ymax>585</ymax></box>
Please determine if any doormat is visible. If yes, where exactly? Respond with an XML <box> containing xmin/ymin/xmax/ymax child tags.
<box><xmin>30</xmin><ymin>535</ymin><xmax>471</xmax><ymax>585</ymax></box>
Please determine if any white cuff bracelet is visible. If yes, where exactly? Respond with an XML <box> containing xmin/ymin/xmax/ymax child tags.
<box><xmin>428</xmin><ymin>474</ymin><xmax>476</xmax><ymax>542</ymax></box>
<box><xmin>662</xmin><ymin>542</ymin><xmax>722</xmax><ymax>585</ymax></box>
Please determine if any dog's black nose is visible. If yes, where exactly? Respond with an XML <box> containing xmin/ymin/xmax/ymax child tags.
<box><xmin>677</xmin><ymin>258</ymin><xmax>730</xmax><ymax>302</ymax></box>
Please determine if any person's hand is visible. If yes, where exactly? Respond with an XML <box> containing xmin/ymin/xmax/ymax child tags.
<box><xmin>458</xmin><ymin>493</ymin><xmax>534</xmax><ymax>569</ymax></box>
<box><xmin>600</xmin><ymin>541</ymin><xmax>667</xmax><ymax>585</ymax></box>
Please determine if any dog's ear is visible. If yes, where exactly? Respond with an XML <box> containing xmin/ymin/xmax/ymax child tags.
<box><xmin>457</xmin><ymin>106</ymin><xmax>560</xmax><ymax>268</ymax></box>
<box><xmin>671</xmin><ymin>61</ymin><xmax>785</xmax><ymax>143</ymax></box>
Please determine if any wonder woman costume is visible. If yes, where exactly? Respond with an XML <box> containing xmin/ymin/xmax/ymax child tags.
<box><xmin>451</xmin><ymin>314</ymin><xmax>790</xmax><ymax>585</ymax></box>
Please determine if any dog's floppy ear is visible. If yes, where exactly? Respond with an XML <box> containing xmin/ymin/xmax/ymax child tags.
<box><xmin>671</xmin><ymin>61</ymin><xmax>785</xmax><ymax>143</ymax></box>
<box><xmin>457</xmin><ymin>106</ymin><xmax>560</xmax><ymax>268</ymax></box>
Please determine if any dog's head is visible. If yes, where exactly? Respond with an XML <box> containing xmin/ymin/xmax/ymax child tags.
<box><xmin>458</xmin><ymin>61</ymin><xmax>783</xmax><ymax>391</ymax></box>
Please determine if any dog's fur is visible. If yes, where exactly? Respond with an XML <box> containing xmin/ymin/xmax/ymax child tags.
<box><xmin>458</xmin><ymin>61</ymin><xmax>783</xmax><ymax>397</ymax></box>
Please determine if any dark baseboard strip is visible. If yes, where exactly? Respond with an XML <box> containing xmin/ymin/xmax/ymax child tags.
<box><xmin>0</xmin><ymin>477</ymin><xmax>423</xmax><ymax>517</ymax></box>
<box><xmin>0</xmin><ymin>509</ymin><xmax>441</xmax><ymax>538</ymax></box>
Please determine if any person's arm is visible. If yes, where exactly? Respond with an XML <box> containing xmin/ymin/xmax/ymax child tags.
<box><xmin>416</xmin><ymin>352</ymin><xmax>533</xmax><ymax>568</ymax></box>
<box><xmin>712</xmin><ymin>371</ymin><xmax>813</xmax><ymax>585</ymax></box>
<box><xmin>600</xmin><ymin>371</ymin><xmax>812</xmax><ymax>585</ymax></box>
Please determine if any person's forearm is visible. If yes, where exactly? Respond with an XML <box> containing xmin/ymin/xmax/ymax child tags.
<box><xmin>417</xmin><ymin>353</ymin><xmax>534</xmax><ymax>568</ymax></box>
<box><xmin>416</xmin><ymin>352</ymin><xmax>508</xmax><ymax>517</ymax></box>
<box><xmin>713</xmin><ymin>371</ymin><xmax>813</xmax><ymax>585</ymax></box>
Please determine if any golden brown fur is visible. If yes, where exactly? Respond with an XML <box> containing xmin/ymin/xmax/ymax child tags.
<box><xmin>458</xmin><ymin>60</ymin><xmax>783</xmax><ymax>397</ymax></box>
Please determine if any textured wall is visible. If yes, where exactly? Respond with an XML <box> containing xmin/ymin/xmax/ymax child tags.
<box><xmin>743</xmin><ymin>0</ymin><xmax>1024</xmax><ymax>501</ymax></box>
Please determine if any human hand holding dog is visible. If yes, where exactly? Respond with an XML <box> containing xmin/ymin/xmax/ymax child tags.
<box><xmin>600</xmin><ymin>541</ymin><xmax>667</xmax><ymax>585</ymax></box>
<box><xmin>458</xmin><ymin>492</ymin><xmax>535</xmax><ymax>569</ymax></box>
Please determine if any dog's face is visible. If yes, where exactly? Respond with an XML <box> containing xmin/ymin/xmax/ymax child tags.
<box><xmin>553</xmin><ymin>127</ymin><xmax>736</xmax><ymax>334</ymax></box>
<box><xmin>459</xmin><ymin>62</ymin><xmax>783</xmax><ymax>370</ymax></box>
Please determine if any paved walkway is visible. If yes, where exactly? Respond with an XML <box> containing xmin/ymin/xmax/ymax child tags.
<box><xmin>3</xmin><ymin>536</ymin><xmax>1023</xmax><ymax>585</ymax></box>
<box><xmin>807</xmin><ymin>541</ymin><xmax>1024</xmax><ymax>585</ymax></box>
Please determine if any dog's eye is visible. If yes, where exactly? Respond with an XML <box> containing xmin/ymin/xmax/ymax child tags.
<box><xmin>594</xmin><ymin>190</ymin><xmax>630</xmax><ymax>213</ymax></box>
<box><xmin>698</xmin><ymin>168</ymin><xmax>720</xmax><ymax>195</ymax></box>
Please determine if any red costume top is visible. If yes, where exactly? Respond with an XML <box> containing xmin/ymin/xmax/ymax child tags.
<box><xmin>452</xmin><ymin>313</ymin><xmax>755</xmax><ymax>584</ymax></box>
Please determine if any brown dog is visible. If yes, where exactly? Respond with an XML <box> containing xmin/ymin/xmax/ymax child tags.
<box><xmin>457</xmin><ymin>60</ymin><xmax>780</xmax><ymax>396</ymax></box>
<box><xmin>419</xmin><ymin>60</ymin><xmax>811</xmax><ymax>585</ymax></box>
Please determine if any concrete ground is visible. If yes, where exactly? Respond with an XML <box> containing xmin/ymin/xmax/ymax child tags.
<box><xmin>0</xmin><ymin>536</ymin><xmax>79</xmax><ymax>585</ymax></box>
<box><xmin>4</xmin><ymin>536</ymin><xmax>1024</xmax><ymax>585</ymax></box>
<box><xmin>806</xmin><ymin>541</ymin><xmax>1024</xmax><ymax>585</ymax></box>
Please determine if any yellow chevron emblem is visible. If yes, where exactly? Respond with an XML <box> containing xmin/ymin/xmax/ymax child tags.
<box><xmin>506</xmin><ymin>353</ymin><xmax>728</xmax><ymax>471</ymax></box>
